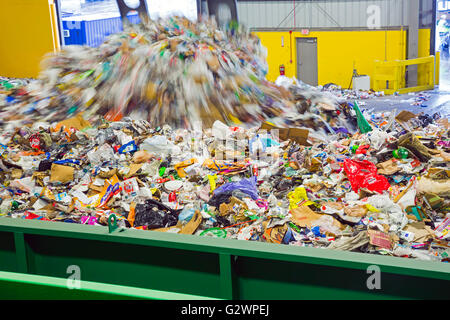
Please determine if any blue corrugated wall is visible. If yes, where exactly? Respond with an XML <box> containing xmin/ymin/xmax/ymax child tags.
<box><xmin>62</xmin><ymin>13</ymin><xmax>141</xmax><ymax>47</ymax></box>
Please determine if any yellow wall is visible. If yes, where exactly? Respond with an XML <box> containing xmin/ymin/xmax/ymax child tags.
<box><xmin>254</xmin><ymin>29</ymin><xmax>432</xmax><ymax>89</ymax></box>
<box><xmin>0</xmin><ymin>0</ymin><xmax>60</xmax><ymax>78</ymax></box>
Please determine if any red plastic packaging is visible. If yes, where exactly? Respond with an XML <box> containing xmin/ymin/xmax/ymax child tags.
<box><xmin>355</xmin><ymin>144</ymin><xmax>370</xmax><ymax>155</ymax></box>
<box><xmin>168</xmin><ymin>191</ymin><xmax>177</xmax><ymax>202</ymax></box>
<box><xmin>29</xmin><ymin>134</ymin><xmax>41</xmax><ymax>150</ymax></box>
<box><xmin>343</xmin><ymin>159</ymin><xmax>390</xmax><ymax>193</ymax></box>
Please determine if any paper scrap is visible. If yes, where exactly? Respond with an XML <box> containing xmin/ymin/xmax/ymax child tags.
<box><xmin>50</xmin><ymin>164</ymin><xmax>74</xmax><ymax>183</ymax></box>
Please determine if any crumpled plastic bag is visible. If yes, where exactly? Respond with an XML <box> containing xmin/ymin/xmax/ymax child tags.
<box><xmin>327</xmin><ymin>231</ymin><xmax>369</xmax><ymax>251</ymax></box>
<box><xmin>249</xmin><ymin>134</ymin><xmax>280</xmax><ymax>155</ymax></box>
<box><xmin>213</xmin><ymin>176</ymin><xmax>259</xmax><ymax>200</ymax></box>
<box><xmin>134</xmin><ymin>199</ymin><xmax>179</xmax><ymax>229</ymax></box>
<box><xmin>367</xmin><ymin>128</ymin><xmax>393</xmax><ymax>150</ymax></box>
<box><xmin>178</xmin><ymin>207</ymin><xmax>196</xmax><ymax>222</ymax></box>
<box><xmin>311</xmin><ymin>215</ymin><xmax>342</xmax><ymax>237</ymax></box>
<box><xmin>140</xmin><ymin>135</ymin><xmax>181</xmax><ymax>157</ymax></box>
<box><xmin>343</xmin><ymin>159</ymin><xmax>390</xmax><ymax>193</ymax></box>
<box><xmin>287</xmin><ymin>187</ymin><xmax>314</xmax><ymax>210</ymax></box>
<box><xmin>274</xmin><ymin>76</ymin><xmax>297</xmax><ymax>88</ymax></box>
<box><xmin>366</xmin><ymin>194</ymin><xmax>408</xmax><ymax>232</ymax></box>
<box><xmin>87</xmin><ymin>143</ymin><xmax>115</xmax><ymax>166</ymax></box>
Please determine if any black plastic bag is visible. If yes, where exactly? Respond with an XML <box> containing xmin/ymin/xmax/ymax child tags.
<box><xmin>38</xmin><ymin>159</ymin><xmax>53</xmax><ymax>172</ymax></box>
<box><xmin>134</xmin><ymin>199</ymin><xmax>179</xmax><ymax>229</ymax></box>
<box><xmin>214</xmin><ymin>215</ymin><xmax>231</xmax><ymax>228</ymax></box>
<box><xmin>208</xmin><ymin>190</ymin><xmax>233</xmax><ymax>208</ymax></box>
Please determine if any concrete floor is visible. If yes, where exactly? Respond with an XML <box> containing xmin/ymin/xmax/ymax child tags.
<box><xmin>362</xmin><ymin>60</ymin><xmax>450</xmax><ymax>118</ymax></box>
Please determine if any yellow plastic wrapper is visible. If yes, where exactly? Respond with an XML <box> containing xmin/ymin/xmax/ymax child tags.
<box><xmin>94</xmin><ymin>175</ymin><xmax>121</xmax><ymax>208</ymax></box>
<box><xmin>365</xmin><ymin>204</ymin><xmax>381</xmax><ymax>213</ymax></box>
<box><xmin>287</xmin><ymin>187</ymin><xmax>315</xmax><ymax>210</ymax></box>
<box><xmin>208</xmin><ymin>174</ymin><xmax>217</xmax><ymax>192</ymax></box>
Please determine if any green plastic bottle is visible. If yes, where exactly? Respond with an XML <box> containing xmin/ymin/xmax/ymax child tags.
<box><xmin>11</xmin><ymin>201</ymin><xmax>19</xmax><ymax>210</ymax></box>
<box><xmin>393</xmin><ymin>147</ymin><xmax>409</xmax><ymax>159</ymax></box>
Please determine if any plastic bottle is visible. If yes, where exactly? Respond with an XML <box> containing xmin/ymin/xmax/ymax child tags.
<box><xmin>392</xmin><ymin>147</ymin><xmax>408</xmax><ymax>159</ymax></box>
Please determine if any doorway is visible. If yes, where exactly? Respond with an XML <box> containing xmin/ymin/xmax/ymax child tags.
<box><xmin>436</xmin><ymin>0</ymin><xmax>450</xmax><ymax>90</ymax></box>
<box><xmin>296</xmin><ymin>37</ymin><xmax>318</xmax><ymax>86</ymax></box>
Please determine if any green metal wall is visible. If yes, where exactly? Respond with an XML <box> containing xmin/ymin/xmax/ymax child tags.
<box><xmin>0</xmin><ymin>219</ymin><xmax>449</xmax><ymax>300</ymax></box>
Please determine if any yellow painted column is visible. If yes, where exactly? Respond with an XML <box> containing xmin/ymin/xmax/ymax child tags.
<box><xmin>435</xmin><ymin>51</ymin><xmax>440</xmax><ymax>85</ymax></box>
<box><xmin>0</xmin><ymin>0</ymin><xmax>60</xmax><ymax>78</ymax></box>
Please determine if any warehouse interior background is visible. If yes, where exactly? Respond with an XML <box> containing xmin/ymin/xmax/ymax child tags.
<box><xmin>0</xmin><ymin>0</ymin><xmax>449</xmax><ymax>93</ymax></box>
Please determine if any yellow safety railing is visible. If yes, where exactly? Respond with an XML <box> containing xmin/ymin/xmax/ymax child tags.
<box><xmin>435</xmin><ymin>52</ymin><xmax>440</xmax><ymax>86</ymax></box>
<box><xmin>373</xmin><ymin>56</ymin><xmax>436</xmax><ymax>95</ymax></box>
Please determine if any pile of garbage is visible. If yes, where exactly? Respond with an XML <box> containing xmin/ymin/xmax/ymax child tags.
<box><xmin>0</xmin><ymin>109</ymin><xmax>448</xmax><ymax>261</ymax></box>
<box><xmin>0</xmin><ymin>16</ymin><xmax>341</xmax><ymax>132</ymax></box>
<box><xmin>0</xmin><ymin>17</ymin><xmax>449</xmax><ymax>262</ymax></box>
<box><xmin>0</xmin><ymin>77</ymin><xmax>31</xmax><ymax>91</ymax></box>
<box><xmin>321</xmin><ymin>83</ymin><xmax>385</xmax><ymax>101</ymax></box>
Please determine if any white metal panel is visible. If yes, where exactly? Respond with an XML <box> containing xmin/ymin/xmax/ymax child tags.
<box><xmin>236</xmin><ymin>0</ymin><xmax>412</xmax><ymax>29</ymax></box>
<box><xmin>419</xmin><ymin>0</ymin><xmax>434</xmax><ymax>27</ymax></box>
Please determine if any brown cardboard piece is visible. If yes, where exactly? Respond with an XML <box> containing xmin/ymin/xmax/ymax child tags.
<box><xmin>344</xmin><ymin>205</ymin><xmax>368</xmax><ymax>218</ymax></box>
<box><xmin>179</xmin><ymin>211</ymin><xmax>203</xmax><ymax>235</ymax></box>
<box><xmin>219</xmin><ymin>203</ymin><xmax>230</xmax><ymax>216</ymax></box>
<box><xmin>376</xmin><ymin>159</ymin><xmax>400</xmax><ymax>175</ymax></box>
<box><xmin>132</xmin><ymin>150</ymin><xmax>154</xmax><ymax>164</ymax></box>
<box><xmin>305</xmin><ymin>157</ymin><xmax>322</xmax><ymax>172</ymax></box>
<box><xmin>88</xmin><ymin>182</ymin><xmax>104</xmax><ymax>193</ymax></box>
<box><xmin>263</xmin><ymin>223</ymin><xmax>288</xmax><ymax>244</ymax></box>
<box><xmin>260</xmin><ymin>122</ymin><xmax>310</xmax><ymax>146</ymax></box>
<box><xmin>403</xmin><ymin>222</ymin><xmax>435</xmax><ymax>242</ymax></box>
<box><xmin>439</xmin><ymin>151</ymin><xmax>450</xmax><ymax>162</ymax></box>
<box><xmin>219</xmin><ymin>197</ymin><xmax>248</xmax><ymax>217</ymax></box>
<box><xmin>126</xmin><ymin>163</ymin><xmax>144</xmax><ymax>178</ymax></box>
<box><xmin>425</xmin><ymin>168</ymin><xmax>450</xmax><ymax>179</ymax></box>
<box><xmin>306</xmin><ymin>183</ymin><xmax>323</xmax><ymax>192</ymax></box>
<box><xmin>291</xmin><ymin>205</ymin><xmax>325</xmax><ymax>228</ymax></box>
<box><xmin>11</xmin><ymin>168</ymin><xmax>23</xmax><ymax>180</ymax></box>
<box><xmin>50</xmin><ymin>164</ymin><xmax>74</xmax><ymax>183</ymax></box>
<box><xmin>97</xmin><ymin>168</ymin><xmax>118</xmax><ymax>179</ymax></box>
<box><xmin>323</xmin><ymin>201</ymin><xmax>344</xmax><ymax>210</ymax></box>
<box><xmin>395</xmin><ymin>111</ymin><xmax>416</xmax><ymax>123</ymax></box>
<box><xmin>395</xmin><ymin>111</ymin><xmax>417</xmax><ymax>132</ymax></box>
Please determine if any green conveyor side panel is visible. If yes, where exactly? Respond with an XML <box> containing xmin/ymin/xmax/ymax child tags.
<box><xmin>0</xmin><ymin>232</ymin><xmax>16</xmax><ymax>272</ymax></box>
<box><xmin>0</xmin><ymin>271</ymin><xmax>217</xmax><ymax>300</ymax></box>
<box><xmin>0</xmin><ymin>219</ymin><xmax>449</xmax><ymax>300</ymax></box>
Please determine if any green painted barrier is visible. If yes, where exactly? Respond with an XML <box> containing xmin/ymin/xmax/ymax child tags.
<box><xmin>0</xmin><ymin>218</ymin><xmax>449</xmax><ymax>300</ymax></box>
<box><xmin>0</xmin><ymin>271</ymin><xmax>217</xmax><ymax>300</ymax></box>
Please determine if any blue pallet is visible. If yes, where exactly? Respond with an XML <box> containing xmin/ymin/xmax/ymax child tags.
<box><xmin>62</xmin><ymin>13</ymin><xmax>141</xmax><ymax>47</ymax></box>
